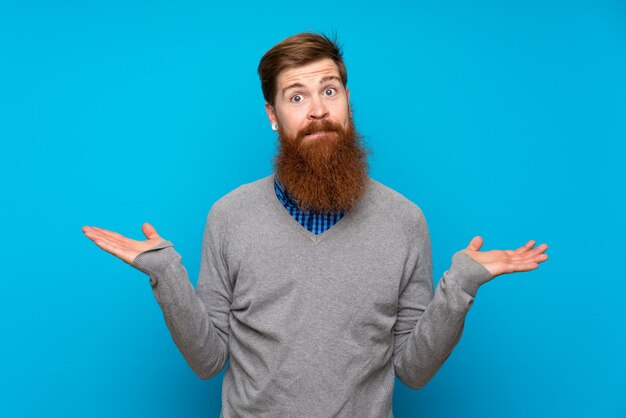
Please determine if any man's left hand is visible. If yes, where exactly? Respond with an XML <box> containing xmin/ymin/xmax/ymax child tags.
<box><xmin>462</xmin><ymin>236</ymin><xmax>549</xmax><ymax>277</ymax></box>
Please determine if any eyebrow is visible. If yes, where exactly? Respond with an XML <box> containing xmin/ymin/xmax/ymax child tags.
<box><xmin>282</xmin><ymin>75</ymin><xmax>342</xmax><ymax>95</ymax></box>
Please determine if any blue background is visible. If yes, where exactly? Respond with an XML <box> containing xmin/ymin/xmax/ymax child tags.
<box><xmin>1</xmin><ymin>0</ymin><xmax>624</xmax><ymax>417</ymax></box>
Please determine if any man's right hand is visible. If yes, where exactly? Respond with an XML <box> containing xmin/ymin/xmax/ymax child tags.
<box><xmin>82</xmin><ymin>223</ymin><xmax>165</xmax><ymax>264</ymax></box>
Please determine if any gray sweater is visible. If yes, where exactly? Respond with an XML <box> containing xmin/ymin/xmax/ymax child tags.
<box><xmin>131</xmin><ymin>174</ymin><xmax>493</xmax><ymax>417</ymax></box>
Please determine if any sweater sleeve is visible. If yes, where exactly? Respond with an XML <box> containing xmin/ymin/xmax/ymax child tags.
<box><xmin>130</xmin><ymin>205</ymin><xmax>232</xmax><ymax>380</ymax></box>
<box><xmin>393</xmin><ymin>210</ymin><xmax>493</xmax><ymax>389</ymax></box>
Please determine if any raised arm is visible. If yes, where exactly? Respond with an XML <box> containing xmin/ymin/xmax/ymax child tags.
<box><xmin>393</xmin><ymin>213</ymin><xmax>548</xmax><ymax>389</ymax></box>
<box><xmin>82</xmin><ymin>208</ymin><xmax>232</xmax><ymax>380</ymax></box>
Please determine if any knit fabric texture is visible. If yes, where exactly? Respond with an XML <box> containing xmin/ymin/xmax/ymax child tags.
<box><xmin>131</xmin><ymin>174</ymin><xmax>493</xmax><ymax>417</ymax></box>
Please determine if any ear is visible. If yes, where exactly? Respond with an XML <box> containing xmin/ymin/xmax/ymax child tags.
<box><xmin>265</xmin><ymin>102</ymin><xmax>278</xmax><ymax>126</ymax></box>
<box><xmin>346</xmin><ymin>86</ymin><xmax>350</xmax><ymax>102</ymax></box>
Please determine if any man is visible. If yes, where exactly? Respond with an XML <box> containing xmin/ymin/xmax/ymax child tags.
<box><xmin>82</xmin><ymin>33</ymin><xmax>548</xmax><ymax>417</ymax></box>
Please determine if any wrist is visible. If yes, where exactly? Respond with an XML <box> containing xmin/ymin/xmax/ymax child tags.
<box><xmin>448</xmin><ymin>250</ymin><xmax>494</xmax><ymax>296</ymax></box>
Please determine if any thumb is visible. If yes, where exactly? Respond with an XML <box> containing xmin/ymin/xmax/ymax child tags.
<box><xmin>467</xmin><ymin>236</ymin><xmax>483</xmax><ymax>251</ymax></box>
<box><xmin>142</xmin><ymin>222</ymin><xmax>161</xmax><ymax>240</ymax></box>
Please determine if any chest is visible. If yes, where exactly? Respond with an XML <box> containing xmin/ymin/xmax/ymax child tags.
<box><xmin>223</xmin><ymin>225</ymin><xmax>410</xmax><ymax>338</ymax></box>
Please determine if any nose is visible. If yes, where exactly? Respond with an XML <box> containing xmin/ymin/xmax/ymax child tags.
<box><xmin>308</xmin><ymin>96</ymin><xmax>329</xmax><ymax>120</ymax></box>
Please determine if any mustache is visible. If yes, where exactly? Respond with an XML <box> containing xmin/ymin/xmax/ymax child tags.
<box><xmin>299</xmin><ymin>120</ymin><xmax>343</xmax><ymax>138</ymax></box>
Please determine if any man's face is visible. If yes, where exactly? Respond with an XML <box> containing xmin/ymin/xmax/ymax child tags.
<box><xmin>267</xmin><ymin>58</ymin><xmax>369</xmax><ymax>214</ymax></box>
<box><xmin>265</xmin><ymin>58</ymin><xmax>351</xmax><ymax>145</ymax></box>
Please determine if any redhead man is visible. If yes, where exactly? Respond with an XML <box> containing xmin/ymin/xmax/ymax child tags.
<box><xmin>83</xmin><ymin>33</ymin><xmax>548</xmax><ymax>417</ymax></box>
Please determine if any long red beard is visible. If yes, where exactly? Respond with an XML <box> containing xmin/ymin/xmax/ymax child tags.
<box><xmin>273</xmin><ymin>118</ymin><xmax>370</xmax><ymax>214</ymax></box>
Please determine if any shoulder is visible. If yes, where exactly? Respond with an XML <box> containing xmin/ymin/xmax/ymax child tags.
<box><xmin>363</xmin><ymin>177</ymin><xmax>427</xmax><ymax>231</ymax></box>
<box><xmin>365</xmin><ymin>177</ymin><xmax>425</xmax><ymax>217</ymax></box>
<box><xmin>205</xmin><ymin>174</ymin><xmax>273</xmax><ymax>225</ymax></box>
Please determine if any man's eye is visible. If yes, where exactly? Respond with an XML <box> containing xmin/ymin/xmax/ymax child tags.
<box><xmin>291</xmin><ymin>95</ymin><xmax>303</xmax><ymax>103</ymax></box>
<box><xmin>324</xmin><ymin>88</ymin><xmax>337</xmax><ymax>96</ymax></box>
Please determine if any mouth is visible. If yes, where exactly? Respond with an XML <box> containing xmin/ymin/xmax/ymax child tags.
<box><xmin>304</xmin><ymin>131</ymin><xmax>336</xmax><ymax>140</ymax></box>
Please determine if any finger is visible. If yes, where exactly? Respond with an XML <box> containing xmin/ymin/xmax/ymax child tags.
<box><xmin>528</xmin><ymin>243</ymin><xmax>549</xmax><ymax>256</ymax></box>
<box><xmin>514</xmin><ymin>262</ymin><xmax>539</xmax><ymax>272</ymax></box>
<box><xmin>467</xmin><ymin>236</ymin><xmax>483</xmax><ymax>251</ymax></box>
<box><xmin>519</xmin><ymin>251</ymin><xmax>549</xmax><ymax>264</ymax></box>
<box><xmin>90</xmin><ymin>233</ymin><xmax>121</xmax><ymax>249</ymax></box>
<box><xmin>93</xmin><ymin>227</ymin><xmax>138</xmax><ymax>247</ymax></box>
<box><xmin>514</xmin><ymin>240</ymin><xmax>535</xmax><ymax>254</ymax></box>
<box><xmin>83</xmin><ymin>227</ymin><xmax>111</xmax><ymax>243</ymax></box>
<box><xmin>85</xmin><ymin>230</ymin><xmax>120</xmax><ymax>250</ymax></box>
<box><xmin>142</xmin><ymin>223</ymin><xmax>161</xmax><ymax>240</ymax></box>
<box><xmin>516</xmin><ymin>251</ymin><xmax>549</xmax><ymax>268</ymax></box>
<box><xmin>89</xmin><ymin>226</ymin><xmax>128</xmax><ymax>241</ymax></box>
<box><xmin>88</xmin><ymin>226</ymin><xmax>135</xmax><ymax>247</ymax></box>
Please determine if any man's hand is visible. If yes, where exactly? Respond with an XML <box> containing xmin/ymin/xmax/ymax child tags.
<box><xmin>462</xmin><ymin>236</ymin><xmax>548</xmax><ymax>277</ymax></box>
<box><xmin>82</xmin><ymin>223</ymin><xmax>165</xmax><ymax>264</ymax></box>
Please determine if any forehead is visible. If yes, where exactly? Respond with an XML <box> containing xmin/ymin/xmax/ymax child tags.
<box><xmin>277</xmin><ymin>58</ymin><xmax>341</xmax><ymax>90</ymax></box>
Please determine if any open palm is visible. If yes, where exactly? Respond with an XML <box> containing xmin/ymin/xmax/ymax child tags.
<box><xmin>82</xmin><ymin>223</ymin><xmax>164</xmax><ymax>264</ymax></box>
<box><xmin>462</xmin><ymin>236</ymin><xmax>549</xmax><ymax>277</ymax></box>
